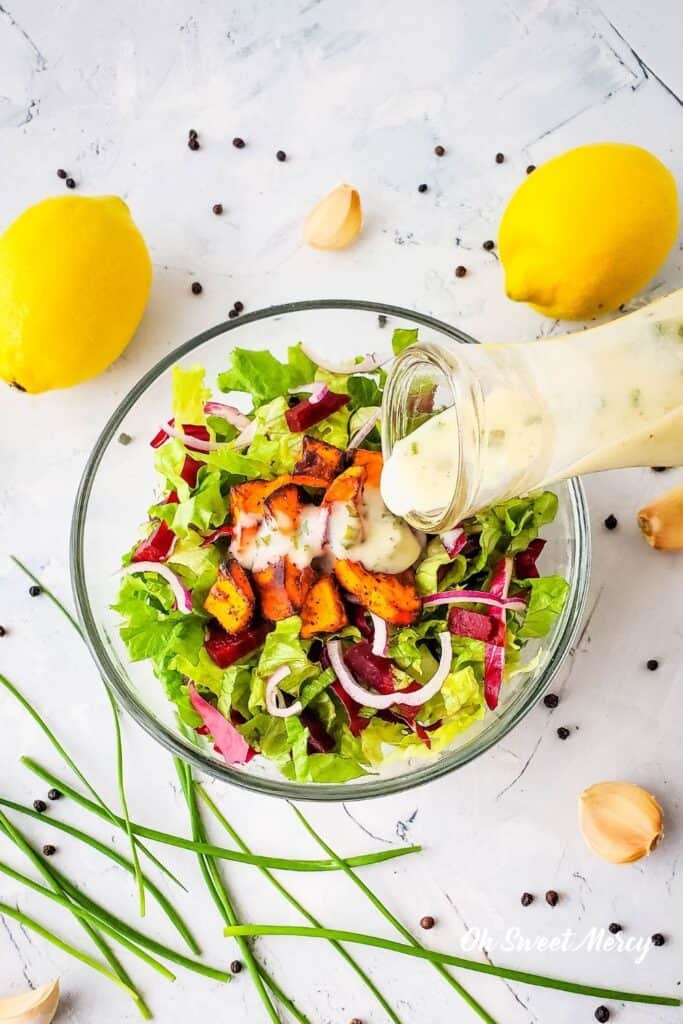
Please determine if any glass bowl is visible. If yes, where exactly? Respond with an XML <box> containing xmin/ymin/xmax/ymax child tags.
<box><xmin>71</xmin><ymin>300</ymin><xmax>590</xmax><ymax>801</ymax></box>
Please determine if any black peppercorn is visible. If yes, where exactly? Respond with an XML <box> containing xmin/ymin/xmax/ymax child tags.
<box><xmin>188</xmin><ymin>137</ymin><xmax>200</xmax><ymax>151</ymax></box>
<box><xmin>228</xmin><ymin>309</ymin><xmax>238</xmax><ymax>319</ymax></box>
<box><xmin>651</xmin><ymin>933</ymin><xmax>666</xmax><ymax>947</ymax></box>
<box><xmin>608</xmin><ymin>923</ymin><xmax>622</xmax><ymax>934</ymax></box>
<box><xmin>526</xmin><ymin>164</ymin><xmax>536</xmax><ymax>174</ymax></box>
<box><xmin>604</xmin><ymin>514</ymin><xmax>618</xmax><ymax>530</ymax></box>
<box><xmin>520</xmin><ymin>892</ymin><xmax>534</xmax><ymax>907</ymax></box>
<box><xmin>57</xmin><ymin>168</ymin><xmax>67</xmax><ymax>179</ymax></box>
<box><xmin>276</xmin><ymin>150</ymin><xmax>287</xmax><ymax>162</ymax></box>
<box><xmin>29</xmin><ymin>585</ymin><xmax>41</xmax><ymax>597</ymax></box>
<box><xmin>595</xmin><ymin>1007</ymin><xmax>610</xmax><ymax>1022</ymax></box>
<box><xmin>545</xmin><ymin>890</ymin><xmax>559</xmax><ymax>907</ymax></box>
<box><xmin>434</xmin><ymin>145</ymin><xmax>445</xmax><ymax>157</ymax></box>
<box><xmin>48</xmin><ymin>789</ymin><xmax>62</xmax><ymax>801</ymax></box>
<box><xmin>0</xmin><ymin>626</ymin><xmax>6</xmax><ymax>637</ymax></box>
<box><xmin>233</xmin><ymin>301</ymin><xmax>244</xmax><ymax>313</ymax></box>
<box><xmin>483</xmin><ymin>240</ymin><xmax>495</xmax><ymax>251</ymax></box>
<box><xmin>495</xmin><ymin>152</ymin><xmax>505</xmax><ymax>164</ymax></box>
<box><xmin>646</xmin><ymin>659</ymin><xmax>659</xmax><ymax>671</ymax></box>
<box><xmin>191</xmin><ymin>281</ymin><xmax>203</xmax><ymax>295</ymax></box>
<box><xmin>212</xmin><ymin>203</ymin><xmax>223</xmax><ymax>215</ymax></box>
<box><xmin>65</xmin><ymin>177</ymin><xmax>76</xmax><ymax>189</ymax></box>
<box><xmin>652</xmin><ymin>466</ymin><xmax>669</xmax><ymax>472</ymax></box>
<box><xmin>232</xmin><ymin>137</ymin><xmax>245</xmax><ymax>149</ymax></box>
<box><xmin>557</xmin><ymin>726</ymin><xmax>570</xmax><ymax>740</ymax></box>
<box><xmin>42</xmin><ymin>844</ymin><xmax>56</xmax><ymax>857</ymax></box>
<box><xmin>188</xmin><ymin>129</ymin><xmax>197</xmax><ymax>140</ymax></box>
<box><xmin>231</xmin><ymin>959</ymin><xmax>243</xmax><ymax>973</ymax></box>
<box><xmin>455</xmin><ymin>265</ymin><xmax>467</xmax><ymax>278</ymax></box>
<box><xmin>378</xmin><ymin>314</ymin><xmax>387</xmax><ymax>327</ymax></box>
<box><xmin>543</xmin><ymin>693</ymin><xmax>559</xmax><ymax>708</ymax></box>
<box><xmin>417</xmin><ymin>183</ymin><xmax>428</xmax><ymax>193</ymax></box>
<box><xmin>420</xmin><ymin>915</ymin><xmax>435</xmax><ymax>930</ymax></box>
<box><xmin>33</xmin><ymin>799</ymin><xmax>47</xmax><ymax>813</ymax></box>
<box><xmin>350</xmin><ymin>1019</ymin><xmax>363</xmax><ymax>1024</ymax></box>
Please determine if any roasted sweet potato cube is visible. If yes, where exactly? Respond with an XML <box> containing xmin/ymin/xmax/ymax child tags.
<box><xmin>284</xmin><ymin>560</ymin><xmax>315</xmax><ymax>612</ymax></box>
<box><xmin>204</xmin><ymin>560</ymin><xmax>256</xmax><ymax>633</ymax></box>
<box><xmin>253</xmin><ymin>561</ymin><xmax>297</xmax><ymax>621</ymax></box>
<box><xmin>322</xmin><ymin>464</ymin><xmax>366</xmax><ymax>506</ymax></box>
<box><xmin>294</xmin><ymin>436</ymin><xmax>345</xmax><ymax>486</ymax></box>
<box><xmin>334</xmin><ymin>560</ymin><xmax>421</xmax><ymax>626</ymax></box>
<box><xmin>300</xmin><ymin>575</ymin><xmax>348</xmax><ymax>639</ymax></box>
<box><xmin>229</xmin><ymin>476</ymin><xmax>291</xmax><ymax>520</ymax></box>
<box><xmin>352</xmin><ymin>448</ymin><xmax>383</xmax><ymax>489</ymax></box>
<box><xmin>264</xmin><ymin>484</ymin><xmax>303</xmax><ymax>534</ymax></box>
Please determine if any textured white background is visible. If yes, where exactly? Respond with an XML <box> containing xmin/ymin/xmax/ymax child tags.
<box><xmin>1</xmin><ymin>1</ymin><xmax>682</xmax><ymax>1022</ymax></box>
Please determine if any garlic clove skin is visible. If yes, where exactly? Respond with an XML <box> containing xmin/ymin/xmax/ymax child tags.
<box><xmin>302</xmin><ymin>184</ymin><xmax>362</xmax><ymax>250</ymax></box>
<box><xmin>0</xmin><ymin>979</ymin><xmax>59</xmax><ymax>1024</ymax></box>
<box><xmin>579</xmin><ymin>782</ymin><xmax>664</xmax><ymax>864</ymax></box>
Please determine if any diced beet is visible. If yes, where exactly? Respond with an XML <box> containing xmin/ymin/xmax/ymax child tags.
<box><xmin>331</xmin><ymin>680</ymin><xmax>369</xmax><ymax>736</ymax></box>
<box><xmin>348</xmin><ymin>604</ymin><xmax>373</xmax><ymax>640</ymax></box>
<box><xmin>285</xmin><ymin>391</ymin><xmax>349</xmax><ymax>433</ymax></box>
<box><xmin>205</xmin><ymin>621</ymin><xmax>271</xmax><ymax>668</ymax></box>
<box><xmin>150</xmin><ymin>420</ymin><xmax>173</xmax><ymax>448</ymax></box>
<box><xmin>132</xmin><ymin>520</ymin><xmax>176</xmax><ymax>563</ymax></box>
<box><xmin>301</xmin><ymin>711</ymin><xmax>335</xmax><ymax>754</ymax></box>
<box><xmin>344</xmin><ymin>641</ymin><xmax>394</xmax><ymax>694</ymax></box>
<box><xmin>188</xmin><ymin>683</ymin><xmax>253</xmax><ymax>765</ymax></box>
<box><xmin>515</xmin><ymin>538</ymin><xmax>546</xmax><ymax>579</ymax></box>
<box><xmin>180</xmin><ymin>454</ymin><xmax>203</xmax><ymax>488</ymax></box>
<box><xmin>448</xmin><ymin>607</ymin><xmax>505</xmax><ymax>646</ymax></box>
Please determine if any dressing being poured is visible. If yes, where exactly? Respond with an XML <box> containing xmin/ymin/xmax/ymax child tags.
<box><xmin>381</xmin><ymin>288</ymin><xmax>683</xmax><ymax>530</ymax></box>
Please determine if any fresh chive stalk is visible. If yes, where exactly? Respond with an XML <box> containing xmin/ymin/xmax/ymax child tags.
<box><xmin>224</xmin><ymin>925</ymin><xmax>680</xmax><ymax>1008</ymax></box>
<box><xmin>292</xmin><ymin>806</ymin><xmax>495</xmax><ymax>1024</ymax></box>
<box><xmin>175</xmin><ymin>760</ymin><xmax>285</xmax><ymax>1024</ymax></box>
<box><xmin>21</xmin><ymin>758</ymin><xmax>419</xmax><ymax>872</ymax></box>
<box><xmin>108</xmin><ymin>687</ymin><xmax>146</xmax><ymax>917</ymax></box>
<box><xmin>0</xmin><ymin>796</ymin><xmax>198</xmax><ymax>953</ymax></box>
<box><xmin>197</xmin><ymin>785</ymin><xmax>403</xmax><ymax>1024</ymax></box>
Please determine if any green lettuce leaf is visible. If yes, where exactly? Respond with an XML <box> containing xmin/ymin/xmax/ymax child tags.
<box><xmin>217</xmin><ymin>344</ymin><xmax>316</xmax><ymax>408</ymax></box>
<box><xmin>391</xmin><ymin>328</ymin><xmax>418</xmax><ymax>355</ymax></box>
<box><xmin>415</xmin><ymin>537</ymin><xmax>467</xmax><ymax>595</ymax></box>
<box><xmin>172</xmin><ymin>365</ymin><xmax>210</xmax><ymax>425</ymax></box>
<box><xmin>516</xmin><ymin>575</ymin><xmax>570</xmax><ymax>638</ymax></box>
<box><xmin>347</xmin><ymin>374</ymin><xmax>382</xmax><ymax>411</ymax></box>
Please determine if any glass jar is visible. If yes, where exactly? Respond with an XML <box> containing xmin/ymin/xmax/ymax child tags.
<box><xmin>381</xmin><ymin>289</ymin><xmax>683</xmax><ymax>532</ymax></box>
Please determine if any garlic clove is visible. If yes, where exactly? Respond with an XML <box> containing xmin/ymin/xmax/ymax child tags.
<box><xmin>579</xmin><ymin>781</ymin><xmax>664</xmax><ymax>864</ymax></box>
<box><xmin>0</xmin><ymin>979</ymin><xmax>59</xmax><ymax>1024</ymax></box>
<box><xmin>638</xmin><ymin>483</ymin><xmax>683</xmax><ymax>550</ymax></box>
<box><xmin>302</xmin><ymin>184</ymin><xmax>362</xmax><ymax>250</ymax></box>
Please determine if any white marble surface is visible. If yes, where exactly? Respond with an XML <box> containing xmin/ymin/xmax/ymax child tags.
<box><xmin>1</xmin><ymin>1</ymin><xmax>683</xmax><ymax>1021</ymax></box>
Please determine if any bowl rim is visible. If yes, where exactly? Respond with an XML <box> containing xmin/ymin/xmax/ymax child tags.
<box><xmin>71</xmin><ymin>298</ymin><xmax>591</xmax><ymax>802</ymax></box>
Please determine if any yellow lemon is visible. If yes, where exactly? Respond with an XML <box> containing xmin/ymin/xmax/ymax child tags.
<box><xmin>0</xmin><ymin>195</ymin><xmax>152</xmax><ymax>393</ymax></box>
<box><xmin>498</xmin><ymin>143</ymin><xmax>679</xmax><ymax>320</ymax></box>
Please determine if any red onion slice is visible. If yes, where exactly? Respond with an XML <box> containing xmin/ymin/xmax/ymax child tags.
<box><xmin>204</xmin><ymin>402</ymin><xmax>251</xmax><ymax>429</ymax></box>
<box><xmin>120</xmin><ymin>562</ymin><xmax>193</xmax><ymax>613</ymax></box>
<box><xmin>264</xmin><ymin>665</ymin><xmax>303</xmax><ymax>719</ymax></box>
<box><xmin>441</xmin><ymin>527</ymin><xmax>467</xmax><ymax>558</ymax></box>
<box><xmin>423</xmin><ymin>589</ymin><xmax>526</xmax><ymax>612</ymax></box>
<box><xmin>326</xmin><ymin>633</ymin><xmax>452</xmax><ymax>710</ymax></box>
<box><xmin>160</xmin><ymin>422</ymin><xmax>231</xmax><ymax>453</ymax></box>
<box><xmin>288</xmin><ymin>383</ymin><xmax>329</xmax><ymax>405</ymax></box>
<box><xmin>369</xmin><ymin>613</ymin><xmax>389</xmax><ymax>658</ymax></box>
<box><xmin>231</xmin><ymin>420</ymin><xmax>257</xmax><ymax>450</ymax></box>
<box><xmin>348</xmin><ymin>409</ymin><xmax>381</xmax><ymax>450</ymax></box>
<box><xmin>188</xmin><ymin>683</ymin><xmax>253</xmax><ymax>764</ymax></box>
<box><xmin>300</xmin><ymin>345</ymin><xmax>392</xmax><ymax>375</ymax></box>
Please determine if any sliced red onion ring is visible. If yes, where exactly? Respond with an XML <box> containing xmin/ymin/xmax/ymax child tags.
<box><xmin>326</xmin><ymin>633</ymin><xmax>452</xmax><ymax>710</ymax></box>
<box><xmin>120</xmin><ymin>562</ymin><xmax>193</xmax><ymax>612</ymax></box>
<box><xmin>300</xmin><ymin>345</ymin><xmax>392</xmax><ymax>376</ymax></box>
<box><xmin>369</xmin><ymin>613</ymin><xmax>389</xmax><ymax>658</ymax></box>
<box><xmin>441</xmin><ymin>527</ymin><xmax>467</xmax><ymax>559</ymax></box>
<box><xmin>204</xmin><ymin>402</ymin><xmax>250</xmax><ymax>429</ymax></box>
<box><xmin>161</xmin><ymin>422</ymin><xmax>231</xmax><ymax>453</ymax></box>
<box><xmin>287</xmin><ymin>382</ymin><xmax>329</xmax><ymax>405</ymax></box>
<box><xmin>348</xmin><ymin>409</ymin><xmax>381</xmax><ymax>450</ymax></box>
<box><xmin>231</xmin><ymin>420</ymin><xmax>257</xmax><ymax>450</ymax></box>
<box><xmin>264</xmin><ymin>665</ymin><xmax>303</xmax><ymax>718</ymax></box>
<box><xmin>423</xmin><ymin>589</ymin><xmax>526</xmax><ymax>612</ymax></box>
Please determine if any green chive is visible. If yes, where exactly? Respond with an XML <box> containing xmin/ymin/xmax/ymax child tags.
<box><xmin>108</xmin><ymin>688</ymin><xmax>145</xmax><ymax>917</ymax></box>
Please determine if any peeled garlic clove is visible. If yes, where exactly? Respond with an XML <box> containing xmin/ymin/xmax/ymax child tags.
<box><xmin>579</xmin><ymin>782</ymin><xmax>663</xmax><ymax>864</ymax></box>
<box><xmin>303</xmin><ymin>184</ymin><xmax>362</xmax><ymax>250</ymax></box>
<box><xmin>638</xmin><ymin>483</ymin><xmax>683</xmax><ymax>550</ymax></box>
<box><xmin>0</xmin><ymin>979</ymin><xmax>59</xmax><ymax>1024</ymax></box>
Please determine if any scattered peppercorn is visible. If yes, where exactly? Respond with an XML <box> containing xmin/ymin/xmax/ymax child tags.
<box><xmin>652</xmin><ymin>466</ymin><xmax>669</xmax><ymax>473</ymax></box>
<box><xmin>212</xmin><ymin>203</ymin><xmax>223</xmax><ymax>215</ymax></box>
<box><xmin>545</xmin><ymin>890</ymin><xmax>559</xmax><ymax>907</ymax></box>
<box><xmin>526</xmin><ymin>164</ymin><xmax>536</xmax><ymax>174</ymax></box>
<box><xmin>521</xmin><ymin>892</ymin><xmax>534</xmax><ymax>907</ymax></box>
<box><xmin>228</xmin><ymin>308</ymin><xmax>238</xmax><ymax>319</ymax></box>
<box><xmin>420</xmin><ymin>915</ymin><xmax>435</xmax><ymax>930</ymax></box>
<box><xmin>608</xmin><ymin>923</ymin><xmax>622</xmax><ymax>934</ymax></box>
<box><xmin>604</xmin><ymin>514</ymin><xmax>618</xmax><ymax>530</ymax></box>
<box><xmin>188</xmin><ymin>137</ymin><xmax>200</xmax><ymax>151</ymax></box>
<box><xmin>118</xmin><ymin>432</ymin><xmax>132</xmax><ymax>446</ymax></box>
<box><xmin>276</xmin><ymin>150</ymin><xmax>287</xmax><ymax>162</ymax></box>
<box><xmin>651</xmin><ymin>933</ymin><xmax>666</xmax><ymax>947</ymax></box>
<box><xmin>232</xmin><ymin>137</ymin><xmax>245</xmax><ymax>149</ymax></box>
<box><xmin>434</xmin><ymin>145</ymin><xmax>445</xmax><ymax>157</ymax></box>
<box><xmin>557</xmin><ymin>726</ymin><xmax>570</xmax><ymax>740</ymax></box>
<box><xmin>455</xmin><ymin>265</ymin><xmax>467</xmax><ymax>278</ymax></box>
<box><xmin>350</xmin><ymin>1019</ymin><xmax>363</xmax><ymax>1024</ymax></box>
<box><xmin>543</xmin><ymin>693</ymin><xmax>559</xmax><ymax>708</ymax></box>
<box><xmin>595</xmin><ymin>1007</ymin><xmax>610</xmax><ymax>1022</ymax></box>
<box><xmin>231</xmin><ymin>960</ymin><xmax>243</xmax><ymax>973</ymax></box>
<box><xmin>42</xmin><ymin>844</ymin><xmax>56</xmax><ymax>857</ymax></box>
<box><xmin>33</xmin><ymin>800</ymin><xmax>47</xmax><ymax>813</ymax></box>
<box><xmin>65</xmin><ymin>177</ymin><xmax>76</xmax><ymax>189</ymax></box>
<box><xmin>495</xmin><ymin>152</ymin><xmax>505</xmax><ymax>164</ymax></box>
<box><xmin>56</xmin><ymin>168</ymin><xmax>67</xmax><ymax>179</ymax></box>
<box><xmin>48</xmin><ymin>789</ymin><xmax>62</xmax><ymax>801</ymax></box>
<box><xmin>418</xmin><ymin>183</ymin><xmax>428</xmax><ymax>193</ymax></box>
<box><xmin>647</xmin><ymin>658</ymin><xmax>659</xmax><ymax>671</ymax></box>
<box><xmin>188</xmin><ymin>129</ymin><xmax>198</xmax><ymax>140</ymax></box>
<box><xmin>378</xmin><ymin>314</ymin><xmax>387</xmax><ymax>328</ymax></box>
<box><xmin>191</xmin><ymin>281</ymin><xmax>203</xmax><ymax>295</ymax></box>
<box><xmin>29</xmin><ymin>585</ymin><xmax>41</xmax><ymax>597</ymax></box>
<box><xmin>0</xmin><ymin>626</ymin><xmax>6</xmax><ymax>638</ymax></box>
<box><xmin>233</xmin><ymin>301</ymin><xmax>244</xmax><ymax>313</ymax></box>
<box><xmin>482</xmin><ymin>240</ymin><xmax>495</xmax><ymax>251</ymax></box>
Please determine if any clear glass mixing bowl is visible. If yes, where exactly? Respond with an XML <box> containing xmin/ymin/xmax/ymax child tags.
<box><xmin>71</xmin><ymin>300</ymin><xmax>590</xmax><ymax>801</ymax></box>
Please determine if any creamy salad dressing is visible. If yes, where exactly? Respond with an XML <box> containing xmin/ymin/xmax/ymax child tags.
<box><xmin>382</xmin><ymin>289</ymin><xmax>683</xmax><ymax>525</ymax></box>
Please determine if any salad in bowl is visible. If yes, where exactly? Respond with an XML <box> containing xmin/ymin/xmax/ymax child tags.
<box><xmin>115</xmin><ymin>328</ymin><xmax>570</xmax><ymax>785</ymax></box>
